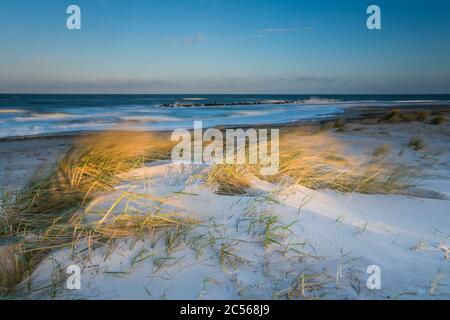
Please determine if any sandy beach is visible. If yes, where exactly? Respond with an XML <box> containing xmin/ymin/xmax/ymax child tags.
<box><xmin>1</xmin><ymin>105</ymin><xmax>449</xmax><ymax>300</ymax></box>
<box><xmin>2</xmin><ymin>0</ymin><xmax>450</xmax><ymax>310</ymax></box>
<box><xmin>0</xmin><ymin>136</ymin><xmax>73</xmax><ymax>196</ymax></box>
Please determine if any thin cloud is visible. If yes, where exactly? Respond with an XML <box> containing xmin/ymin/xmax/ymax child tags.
<box><xmin>228</xmin><ymin>34</ymin><xmax>267</xmax><ymax>40</ymax></box>
<box><xmin>230</xmin><ymin>26</ymin><xmax>311</xmax><ymax>40</ymax></box>
<box><xmin>182</xmin><ymin>33</ymin><xmax>206</xmax><ymax>45</ymax></box>
<box><xmin>2</xmin><ymin>76</ymin><xmax>449</xmax><ymax>94</ymax></box>
<box><xmin>256</xmin><ymin>27</ymin><xmax>309</xmax><ymax>34</ymax></box>
<box><xmin>285</xmin><ymin>76</ymin><xmax>353</xmax><ymax>87</ymax></box>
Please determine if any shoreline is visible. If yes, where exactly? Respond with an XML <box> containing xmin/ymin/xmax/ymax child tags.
<box><xmin>1</xmin><ymin>103</ymin><xmax>449</xmax><ymax>142</ymax></box>
<box><xmin>1</xmin><ymin>103</ymin><xmax>448</xmax><ymax>195</ymax></box>
<box><xmin>1</xmin><ymin>102</ymin><xmax>449</xmax><ymax>299</ymax></box>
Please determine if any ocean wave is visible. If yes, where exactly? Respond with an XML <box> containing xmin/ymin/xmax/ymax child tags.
<box><xmin>235</xmin><ymin>110</ymin><xmax>273</xmax><ymax>116</ymax></box>
<box><xmin>13</xmin><ymin>112</ymin><xmax>75</xmax><ymax>122</ymax></box>
<box><xmin>54</xmin><ymin>121</ymin><xmax>113</xmax><ymax>130</ymax></box>
<box><xmin>392</xmin><ymin>100</ymin><xmax>438</xmax><ymax>103</ymax></box>
<box><xmin>0</xmin><ymin>108</ymin><xmax>26</xmax><ymax>114</ymax></box>
<box><xmin>260</xmin><ymin>100</ymin><xmax>289</xmax><ymax>104</ymax></box>
<box><xmin>300</xmin><ymin>97</ymin><xmax>342</xmax><ymax>104</ymax></box>
<box><xmin>118</xmin><ymin>115</ymin><xmax>180</xmax><ymax>123</ymax></box>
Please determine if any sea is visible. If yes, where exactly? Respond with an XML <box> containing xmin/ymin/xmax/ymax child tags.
<box><xmin>0</xmin><ymin>94</ymin><xmax>449</xmax><ymax>138</ymax></box>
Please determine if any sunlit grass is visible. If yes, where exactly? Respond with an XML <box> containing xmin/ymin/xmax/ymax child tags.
<box><xmin>1</xmin><ymin>131</ymin><xmax>174</xmax><ymax>235</ymax></box>
<box><xmin>205</xmin><ymin>164</ymin><xmax>252</xmax><ymax>195</ymax></box>
<box><xmin>0</xmin><ymin>126</ymin><xmax>417</xmax><ymax>294</ymax></box>
<box><xmin>0</xmin><ymin>131</ymin><xmax>186</xmax><ymax>291</ymax></box>
<box><xmin>205</xmin><ymin>130</ymin><xmax>413</xmax><ymax>195</ymax></box>
<box><xmin>372</xmin><ymin>144</ymin><xmax>391</xmax><ymax>159</ymax></box>
<box><xmin>430</xmin><ymin>115</ymin><xmax>446</xmax><ymax>125</ymax></box>
<box><xmin>381</xmin><ymin>109</ymin><xmax>436</xmax><ymax>124</ymax></box>
<box><xmin>409</xmin><ymin>137</ymin><xmax>426</xmax><ymax>151</ymax></box>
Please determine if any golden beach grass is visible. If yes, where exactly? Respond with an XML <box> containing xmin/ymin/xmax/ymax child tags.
<box><xmin>0</xmin><ymin>127</ymin><xmax>415</xmax><ymax>293</ymax></box>
<box><xmin>206</xmin><ymin>129</ymin><xmax>413</xmax><ymax>195</ymax></box>
<box><xmin>0</xmin><ymin>131</ymin><xmax>190</xmax><ymax>288</ymax></box>
<box><xmin>1</xmin><ymin>131</ymin><xmax>174</xmax><ymax>235</ymax></box>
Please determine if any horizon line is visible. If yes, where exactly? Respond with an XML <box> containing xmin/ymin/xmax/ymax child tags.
<box><xmin>1</xmin><ymin>93</ymin><xmax>450</xmax><ymax>96</ymax></box>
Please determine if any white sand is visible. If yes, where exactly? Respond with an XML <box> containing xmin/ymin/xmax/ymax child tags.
<box><xmin>0</xmin><ymin>136</ymin><xmax>72</xmax><ymax>196</ymax></box>
<box><xmin>11</xmin><ymin>121</ymin><xmax>450</xmax><ymax>300</ymax></box>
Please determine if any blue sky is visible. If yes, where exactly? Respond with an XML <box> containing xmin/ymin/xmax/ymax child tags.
<box><xmin>0</xmin><ymin>0</ymin><xmax>449</xmax><ymax>93</ymax></box>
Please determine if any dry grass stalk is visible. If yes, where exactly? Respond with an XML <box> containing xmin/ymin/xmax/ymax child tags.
<box><xmin>0</xmin><ymin>238</ymin><xmax>24</xmax><ymax>293</ymax></box>
<box><xmin>206</xmin><ymin>131</ymin><xmax>412</xmax><ymax>195</ymax></box>
<box><xmin>205</xmin><ymin>165</ymin><xmax>252</xmax><ymax>195</ymax></box>
<box><xmin>1</xmin><ymin>131</ymin><xmax>173</xmax><ymax>235</ymax></box>
<box><xmin>0</xmin><ymin>131</ymin><xmax>189</xmax><ymax>287</ymax></box>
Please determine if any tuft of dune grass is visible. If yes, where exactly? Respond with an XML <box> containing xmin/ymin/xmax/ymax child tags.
<box><xmin>0</xmin><ymin>131</ymin><xmax>189</xmax><ymax>285</ymax></box>
<box><xmin>266</xmin><ymin>132</ymin><xmax>413</xmax><ymax>194</ymax></box>
<box><xmin>0</xmin><ymin>238</ymin><xmax>24</xmax><ymax>293</ymax></box>
<box><xmin>430</xmin><ymin>115</ymin><xmax>446</xmax><ymax>125</ymax></box>
<box><xmin>409</xmin><ymin>137</ymin><xmax>426</xmax><ymax>151</ymax></box>
<box><xmin>382</xmin><ymin>109</ymin><xmax>431</xmax><ymax>123</ymax></box>
<box><xmin>267</xmin><ymin>152</ymin><xmax>410</xmax><ymax>194</ymax></box>
<box><xmin>383</xmin><ymin>109</ymin><xmax>402</xmax><ymax>123</ymax></box>
<box><xmin>417</xmin><ymin>111</ymin><xmax>429</xmax><ymax>122</ymax></box>
<box><xmin>372</xmin><ymin>144</ymin><xmax>391</xmax><ymax>159</ymax></box>
<box><xmin>1</xmin><ymin>131</ymin><xmax>174</xmax><ymax>235</ymax></box>
<box><xmin>204</xmin><ymin>130</ymin><xmax>414</xmax><ymax>196</ymax></box>
<box><xmin>321</xmin><ymin>119</ymin><xmax>347</xmax><ymax>131</ymax></box>
<box><xmin>206</xmin><ymin>164</ymin><xmax>251</xmax><ymax>195</ymax></box>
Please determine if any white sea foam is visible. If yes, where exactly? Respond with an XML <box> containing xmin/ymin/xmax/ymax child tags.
<box><xmin>0</xmin><ymin>109</ymin><xmax>26</xmax><ymax>114</ymax></box>
<box><xmin>1</xmin><ymin>104</ymin><xmax>346</xmax><ymax>137</ymax></box>
<box><xmin>12</xmin><ymin>112</ymin><xmax>76</xmax><ymax>122</ymax></box>
<box><xmin>55</xmin><ymin>121</ymin><xmax>112</xmax><ymax>130</ymax></box>
<box><xmin>393</xmin><ymin>100</ymin><xmax>437</xmax><ymax>103</ymax></box>
<box><xmin>301</xmin><ymin>97</ymin><xmax>341</xmax><ymax>104</ymax></box>
<box><xmin>235</xmin><ymin>110</ymin><xmax>273</xmax><ymax>116</ymax></box>
<box><xmin>118</xmin><ymin>115</ymin><xmax>180</xmax><ymax>123</ymax></box>
<box><xmin>260</xmin><ymin>100</ymin><xmax>290</xmax><ymax>104</ymax></box>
